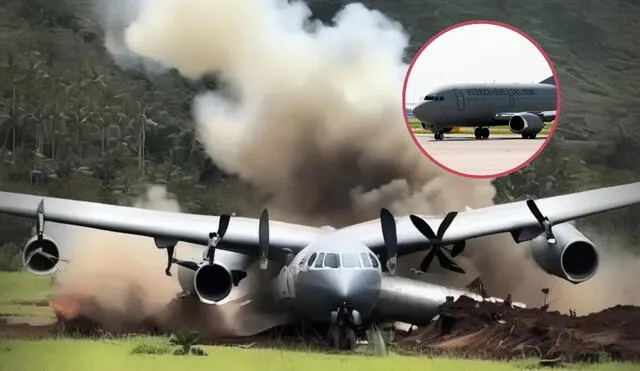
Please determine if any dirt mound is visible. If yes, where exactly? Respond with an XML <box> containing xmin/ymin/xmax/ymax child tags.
<box><xmin>397</xmin><ymin>296</ymin><xmax>640</xmax><ymax>363</ymax></box>
<box><xmin>5</xmin><ymin>293</ymin><xmax>640</xmax><ymax>363</ymax></box>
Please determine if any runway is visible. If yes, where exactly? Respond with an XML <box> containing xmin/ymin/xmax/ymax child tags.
<box><xmin>413</xmin><ymin>133</ymin><xmax>549</xmax><ymax>177</ymax></box>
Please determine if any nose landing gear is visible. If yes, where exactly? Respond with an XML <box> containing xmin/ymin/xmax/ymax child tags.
<box><xmin>474</xmin><ymin>127</ymin><xmax>490</xmax><ymax>139</ymax></box>
<box><xmin>326</xmin><ymin>302</ymin><xmax>361</xmax><ymax>350</ymax></box>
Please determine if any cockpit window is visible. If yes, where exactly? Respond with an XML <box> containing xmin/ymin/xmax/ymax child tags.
<box><xmin>323</xmin><ymin>253</ymin><xmax>340</xmax><ymax>269</ymax></box>
<box><xmin>360</xmin><ymin>252</ymin><xmax>372</xmax><ymax>268</ymax></box>
<box><xmin>307</xmin><ymin>253</ymin><xmax>317</xmax><ymax>267</ymax></box>
<box><xmin>314</xmin><ymin>253</ymin><xmax>325</xmax><ymax>268</ymax></box>
<box><xmin>424</xmin><ymin>94</ymin><xmax>444</xmax><ymax>102</ymax></box>
<box><xmin>341</xmin><ymin>253</ymin><xmax>361</xmax><ymax>268</ymax></box>
<box><xmin>369</xmin><ymin>253</ymin><xmax>380</xmax><ymax>268</ymax></box>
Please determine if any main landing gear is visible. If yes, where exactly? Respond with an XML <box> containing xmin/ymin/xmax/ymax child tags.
<box><xmin>522</xmin><ymin>133</ymin><xmax>537</xmax><ymax>139</ymax></box>
<box><xmin>326</xmin><ymin>302</ymin><xmax>361</xmax><ymax>350</ymax></box>
<box><xmin>474</xmin><ymin>127</ymin><xmax>490</xmax><ymax>139</ymax></box>
<box><xmin>434</xmin><ymin>131</ymin><xmax>445</xmax><ymax>141</ymax></box>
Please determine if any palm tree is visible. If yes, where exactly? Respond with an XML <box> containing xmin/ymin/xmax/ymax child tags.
<box><xmin>169</xmin><ymin>330</ymin><xmax>201</xmax><ymax>356</ymax></box>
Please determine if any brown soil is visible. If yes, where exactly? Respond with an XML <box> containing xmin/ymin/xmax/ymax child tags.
<box><xmin>3</xmin><ymin>295</ymin><xmax>640</xmax><ymax>364</ymax></box>
<box><xmin>396</xmin><ymin>296</ymin><xmax>640</xmax><ymax>363</ymax></box>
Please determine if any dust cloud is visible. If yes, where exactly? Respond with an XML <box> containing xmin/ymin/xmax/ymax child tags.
<box><xmin>50</xmin><ymin>186</ymin><xmax>290</xmax><ymax>336</ymax></box>
<box><xmin>54</xmin><ymin>0</ymin><xmax>640</xmax><ymax>336</ymax></box>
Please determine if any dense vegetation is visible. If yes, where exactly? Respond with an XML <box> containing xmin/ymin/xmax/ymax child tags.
<box><xmin>1</xmin><ymin>0</ymin><xmax>640</xmax><ymax>270</ymax></box>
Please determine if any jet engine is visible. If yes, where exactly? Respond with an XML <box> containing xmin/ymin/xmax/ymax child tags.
<box><xmin>176</xmin><ymin>261</ymin><xmax>247</xmax><ymax>305</ymax></box>
<box><xmin>508</xmin><ymin>112</ymin><xmax>544</xmax><ymax>136</ymax></box>
<box><xmin>22</xmin><ymin>233</ymin><xmax>60</xmax><ymax>276</ymax></box>
<box><xmin>529</xmin><ymin>223</ymin><xmax>599</xmax><ymax>284</ymax></box>
<box><xmin>193</xmin><ymin>262</ymin><xmax>235</xmax><ymax>304</ymax></box>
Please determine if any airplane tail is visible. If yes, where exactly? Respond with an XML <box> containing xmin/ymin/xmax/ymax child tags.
<box><xmin>539</xmin><ymin>76</ymin><xmax>555</xmax><ymax>85</ymax></box>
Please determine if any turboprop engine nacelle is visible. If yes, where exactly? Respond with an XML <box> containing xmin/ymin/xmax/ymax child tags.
<box><xmin>23</xmin><ymin>233</ymin><xmax>60</xmax><ymax>276</ymax></box>
<box><xmin>529</xmin><ymin>222</ymin><xmax>599</xmax><ymax>284</ymax></box>
<box><xmin>508</xmin><ymin>112</ymin><xmax>544</xmax><ymax>135</ymax></box>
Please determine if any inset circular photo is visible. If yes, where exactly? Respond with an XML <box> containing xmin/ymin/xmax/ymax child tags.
<box><xmin>403</xmin><ymin>21</ymin><xmax>560</xmax><ymax>179</ymax></box>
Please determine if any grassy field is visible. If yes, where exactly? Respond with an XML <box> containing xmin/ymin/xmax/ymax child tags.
<box><xmin>0</xmin><ymin>271</ymin><xmax>638</xmax><ymax>371</ymax></box>
<box><xmin>0</xmin><ymin>272</ymin><xmax>54</xmax><ymax>318</ymax></box>
<box><xmin>0</xmin><ymin>337</ymin><xmax>638</xmax><ymax>371</ymax></box>
<box><xmin>406</xmin><ymin>119</ymin><xmax>553</xmax><ymax>135</ymax></box>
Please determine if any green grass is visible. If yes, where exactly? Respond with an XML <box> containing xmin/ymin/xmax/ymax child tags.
<box><xmin>0</xmin><ymin>272</ymin><xmax>639</xmax><ymax>370</ymax></box>
<box><xmin>0</xmin><ymin>338</ymin><xmax>636</xmax><ymax>371</ymax></box>
<box><xmin>0</xmin><ymin>272</ymin><xmax>54</xmax><ymax>318</ymax></box>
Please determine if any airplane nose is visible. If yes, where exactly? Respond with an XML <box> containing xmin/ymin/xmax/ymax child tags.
<box><xmin>297</xmin><ymin>269</ymin><xmax>381</xmax><ymax>320</ymax></box>
<box><xmin>328</xmin><ymin>270</ymin><xmax>381</xmax><ymax>315</ymax></box>
<box><xmin>412</xmin><ymin>102</ymin><xmax>431</xmax><ymax>123</ymax></box>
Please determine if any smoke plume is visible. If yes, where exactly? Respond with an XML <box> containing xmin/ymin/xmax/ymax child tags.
<box><xmin>49</xmin><ymin>186</ymin><xmax>291</xmax><ymax>337</ymax></box>
<box><xmin>51</xmin><ymin>0</ymin><xmax>640</xmax><ymax>337</ymax></box>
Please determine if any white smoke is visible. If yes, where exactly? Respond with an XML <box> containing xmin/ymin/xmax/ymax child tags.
<box><xmin>79</xmin><ymin>0</ymin><xmax>640</xmax><ymax>327</ymax></box>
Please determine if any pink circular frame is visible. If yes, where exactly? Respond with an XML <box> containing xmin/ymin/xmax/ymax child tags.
<box><xmin>402</xmin><ymin>20</ymin><xmax>562</xmax><ymax>179</ymax></box>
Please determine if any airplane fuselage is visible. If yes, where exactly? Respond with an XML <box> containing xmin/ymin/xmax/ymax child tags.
<box><xmin>275</xmin><ymin>238</ymin><xmax>382</xmax><ymax>324</ymax></box>
<box><xmin>411</xmin><ymin>82</ymin><xmax>556</xmax><ymax>140</ymax></box>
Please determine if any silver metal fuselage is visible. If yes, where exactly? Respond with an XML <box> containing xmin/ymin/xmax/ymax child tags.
<box><xmin>412</xmin><ymin>83</ymin><xmax>556</xmax><ymax>129</ymax></box>
<box><xmin>273</xmin><ymin>236</ymin><xmax>383</xmax><ymax>323</ymax></box>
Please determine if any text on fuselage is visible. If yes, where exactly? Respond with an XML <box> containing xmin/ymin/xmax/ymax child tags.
<box><xmin>465</xmin><ymin>88</ymin><xmax>537</xmax><ymax>96</ymax></box>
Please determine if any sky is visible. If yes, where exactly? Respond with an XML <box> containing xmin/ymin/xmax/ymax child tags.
<box><xmin>404</xmin><ymin>23</ymin><xmax>553</xmax><ymax>104</ymax></box>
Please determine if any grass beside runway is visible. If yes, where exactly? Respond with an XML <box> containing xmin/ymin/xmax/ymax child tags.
<box><xmin>0</xmin><ymin>338</ymin><xmax>637</xmax><ymax>371</ymax></box>
<box><xmin>407</xmin><ymin>119</ymin><xmax>553</xmax><ymax>135</ymax></box>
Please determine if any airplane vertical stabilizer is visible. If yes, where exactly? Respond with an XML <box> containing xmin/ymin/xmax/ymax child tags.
<box><xmin>539</xmin><ymin>76</ymin><xmax>555</xmax><ymax>85</ymax></box>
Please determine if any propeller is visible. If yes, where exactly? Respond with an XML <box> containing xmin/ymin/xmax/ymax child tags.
<box><xmin>526</xmin><ymin>199</ymin><xmax>556</xmax><ymax>245</ymax></box>
<box><xmin>409</xmin><ymin>212</ymin><xmax>466</xmax><ymax>274</ymax></box>
<box><xmin>205</xmin><ymin>214</ymin><xmax>231</xmax><ymax>263</ymax></box>
<box><xmin>379</xmin><ymin>208</ymin><xmax>399</xmax><ymax>275</ymax></box>
<box><xmin>23</xmin><ymin>248</ymin><xmax>69</xmax><ymax>271</ymax></box>
<box><xmin>158</xmin><ymin>214</ymin><xmax>231</xmax><ymax>276</ymax></box>
<box><xmin>157</xmin><ymin>237</ymin><xmax>202</xmax><ymax>276</ymax></box>
<box><xmin>258</xmin><ymin>209</ymin><xmax>270</xmax><ymax>270</ymax></box>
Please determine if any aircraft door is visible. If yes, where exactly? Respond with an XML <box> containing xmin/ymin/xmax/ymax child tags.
<box><xmin>452</xmin><ymin>89</ymin><xmax>465</xmax><ymax>111</ymax></box>
<box><xmin>509</xmin><ymin>93</ymin><xmax>516</xmax><ymax>107</ymax></box>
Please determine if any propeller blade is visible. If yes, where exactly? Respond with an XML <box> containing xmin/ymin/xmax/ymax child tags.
<box><xmin>436</xmin><ymin>211</ymin><xmax>458</xmax><ymax>239</ymax></box>
<box><xmin>164</xmin><ymin>245</ymin><xmax>175</xmax><ymax>276</ymax></box>
<box><xmin>380</xmin><ymin>208</ymin><xmax>398</xmax><ymax>275</ymax></box>
<box><xmin>258</xmin><ymin>209</ymin><xmax>270</xmax><ymax>270</ymax></box>
<box><xmin>526</xmin><ymin>199</ymin><xmax>545</xmax><ymax>225</ymax></box>
<box><xmin>435</xmin><ymin>249</ymin><xmax>466</xmax><ymax>274</ymax></box>
<box><xmin>38</xmin><ymin>251</ymin><xmax>68</xmax><ymax>263</ymax></box>
<box><xmin>450</xmin><ymin>241</ymin><xmax>466</xmax><ymax>257</ymax></box>
<box><xmin>218</xmin><ymin>214</ymin><xmax>231</xmax><ymax>239</ymax></box>
<box><xmin>172</xmin><ymin>258</ymin><xmax>199</xmax><ymax>271</ymax></box>
<box><xmin>526</xmin><ymin>199</ymin><xmax>557</xmax><ymax>244</ymax></box>
<box><xmin>410</xmin><ymin>215</ymin><xmax>437</xmax><ymax>240</ymax></box>
<box><xmin>419</xmin><ymin>247</ymin><xmax>438</xmax><ymax>273</ymax></box>
<box><xmin>380</xmin><ymin>208</ymin><xmax>398</xmax><ymax>247</ymax></box>
<box><xmin>23</xmin><ymin>248</ymin><xmax>42</xmax><ymax>270</ymax></box>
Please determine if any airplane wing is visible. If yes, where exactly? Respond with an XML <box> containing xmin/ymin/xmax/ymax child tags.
<box><xmin>339</xmin><ymin>181</ymin><xmax>640</xmax><ymax>257</ymax></box>
<box><xmin>0</xmin><ymin>191</ymin><xmax>323</xmax><ymax>261</ymax></box>
<box><xmin>494</xmin><ymin>110</ymin><xmax>556</xmax><ymax>122</ymax></box>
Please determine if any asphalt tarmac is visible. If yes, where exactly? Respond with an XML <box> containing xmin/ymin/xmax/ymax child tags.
<box><xmin>413</xmin><ymin>133</ymin><xmax>549</xmax><ymax>177</ymax></box>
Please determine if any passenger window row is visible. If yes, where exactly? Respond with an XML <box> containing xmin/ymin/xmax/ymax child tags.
<box><xmin>306</xmin><ymin>251</ymin><xmax>380</xmax><ymax>269</ymax></box>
